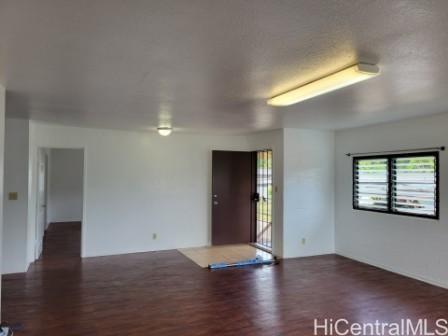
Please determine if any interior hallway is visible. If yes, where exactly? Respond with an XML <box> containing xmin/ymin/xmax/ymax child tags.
<box><xmin>2</xmin><ymin>223</ymin><xmax>448</xmax><ymax>335</ymax></box>
<box><xmin>42</xmin><ymin>222</ymin><xmax>81</xmax><ymax>259</ymax></box>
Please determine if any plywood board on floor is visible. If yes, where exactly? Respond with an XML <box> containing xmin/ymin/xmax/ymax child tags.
<box><xmin>178</xmin><ymin>244</ymin><xmax>273</xmax><ymax>268</ymax></box>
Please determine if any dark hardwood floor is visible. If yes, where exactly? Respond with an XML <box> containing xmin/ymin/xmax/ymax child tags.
<box><xmin>3</xmin><ymin>223</ymin><xmax>448</xmax><ymax>335</ymax></box>
<box><xmin>42</xmin><ymin>221</ymin><xmax>81</xmax><ymax>258</ymax></box>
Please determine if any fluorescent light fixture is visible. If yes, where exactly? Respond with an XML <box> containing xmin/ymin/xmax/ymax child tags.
<box><xmin>267</xmin><ymin>63</ymin><xmax>380</xmax><ymax>106</ymax></box>
<box><xmin>157</xmin><ymin>127</ymin><xmax>172</xmax><ymax>136</ymax></box>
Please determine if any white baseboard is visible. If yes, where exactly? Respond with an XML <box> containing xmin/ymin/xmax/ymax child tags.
<box><xmin>50</xmin><ymin>220</ymin><xmax>82</xmax><ymax>224</ymax></box>
<box><xmin>336</xmin><ymin>250</ymin><xmax>448</xmax><ymax>290</ymax></box>
<box><xmin>281</xmin><ymin>250</ymin><xmax>335</xmax><ymax>259</ymax></box>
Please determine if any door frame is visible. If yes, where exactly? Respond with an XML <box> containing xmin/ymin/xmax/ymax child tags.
<box><xmin>35</xmin><ymin>148</ymin><xmax>48</xmax><ymax>259</ymax></box>
<box><xmin>33</xmin><ymin>146</ymin><xmax>87</xmax><ymax>260</ymax></box>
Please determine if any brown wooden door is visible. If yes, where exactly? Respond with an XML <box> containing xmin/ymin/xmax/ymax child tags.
<box><xmin>212</xmin><ymin>150</ymin><xmax>254</xmax><ymax>245</ymax></box>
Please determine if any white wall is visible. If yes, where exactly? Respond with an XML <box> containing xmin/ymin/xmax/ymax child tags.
<box><xmin>25</xmin><ymin>121</ymin><xmax>335</xmax><ymax>262</ymax></box>
<box><xmin>28</xmin><ymin>122</ymin><xmax>255</xmax><ymax>260</ymax></box>
<box><xmin>0</xmin><ymin>86</ymin><xmax>5</xmax><ymax>315</ymax></box>
<box><xmin>48</xmin><ymin>148</ymin><xmax>84</xmax><ymax>223</ymax></box>
<box><xmin>283</xmin><ymin>128</ymin><xmax>335</xmax><ymax>258</ymax></box>
<box><xmin>335</xmin><ymin>113</ymin><xmax>448</xmax><ymax>288</ymax></box>
<box><xmin>248</xmin><ymin>128</ymin><xmax>335</xmax><ymax>258</ymax></box>
<box><xmin>2</xmin><ymin>119</ymin><xmax>29</xmax><ymax>274</ymax></box>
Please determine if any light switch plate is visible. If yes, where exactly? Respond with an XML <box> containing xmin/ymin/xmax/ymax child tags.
<box><xmin>8</xmin><ymin>192</ymin><xmax>18</xmax><ymax>201</ymax></box>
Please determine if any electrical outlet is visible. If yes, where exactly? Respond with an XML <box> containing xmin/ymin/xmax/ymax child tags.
<box><xmin>301</xmin><ymin>238</ymin><xmax>306</xmax><ymax>245</ymax></box>
<box><xmin>152</xmin><ymin>233</ymin><xmax>157</xmax><ymax>240</ymax></box>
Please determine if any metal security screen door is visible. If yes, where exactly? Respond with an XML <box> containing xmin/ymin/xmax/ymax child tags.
<box><xmin>255</xmin><ymin>150</ymin><xmax>273</xmax><ymax>250</ymax></box>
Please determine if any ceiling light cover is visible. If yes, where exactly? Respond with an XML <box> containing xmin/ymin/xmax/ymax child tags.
<box><xmin>157</xmin><ymin>127</ymin><xmax>172</xmax><ymax>136</ymax></box>
<box><xmin>267</xmin><ymin>63</ymin><xmax>380</xmax><ymax>106</ymax></box>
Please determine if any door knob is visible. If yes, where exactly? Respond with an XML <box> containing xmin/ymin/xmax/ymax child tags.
<box><xmin>252</xmin><ymin>192</ymin><xmax>260</xmax><ymax>202</ymax></box>
<box><xmin>213</xmin><ymin>201</ymin><xmax>219</xmax><ymax>205</ymax></box>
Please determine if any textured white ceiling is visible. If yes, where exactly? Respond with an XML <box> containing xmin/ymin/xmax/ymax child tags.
<box><xmin>1</xmin><ymin>0</ymin><xmax>448</xmax><ymax>133</ymax></box>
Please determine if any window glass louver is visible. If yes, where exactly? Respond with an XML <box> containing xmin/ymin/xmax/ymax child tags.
<box><xmin>354</xmin><ymin>158</ymin><xmax>389</xmax><ymax>211</ymax></box>
<box><xmin>353</xmin><ymin>153</ymin><xmax>438</xmax><ymax>219</ymax></box>
<box><xmin>392</xmin><ymin>156</ymin><xmax>437</xmax><ymax>217</ymax></box>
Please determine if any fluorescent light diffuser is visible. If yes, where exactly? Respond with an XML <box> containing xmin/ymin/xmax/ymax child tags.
<box><xmin>267</xmin><ymin>63</ymin><xmax>380</xmax><ymax>106</ymax></box>
<box><xmin>157</xmin><ymin>127</ymin><xmax>172</xmax><ymax>136</ymax></box>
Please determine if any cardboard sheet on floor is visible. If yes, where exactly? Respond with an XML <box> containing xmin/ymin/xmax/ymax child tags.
<box><xmin>178</xmin><ymin>244</ymin><xmax>273</xmax><ymax>268</ymax></box>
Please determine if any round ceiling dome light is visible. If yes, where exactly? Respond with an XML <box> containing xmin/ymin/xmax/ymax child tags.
<box><xmin>157</xmin><ymin>126</ymin><xmax>172</xmax><ymax>136</ymax></box>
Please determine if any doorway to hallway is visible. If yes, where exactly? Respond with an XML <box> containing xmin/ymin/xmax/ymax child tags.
<box><xmin>35</xmin><ymin>148</ymin><xmax>85</xmax><ymax>260</ymax></box>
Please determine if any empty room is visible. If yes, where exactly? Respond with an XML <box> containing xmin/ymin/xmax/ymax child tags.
<box><xmin>0</xmin><ymin>1</ymin><xmax>447</xmax><ymax>335</ymax></box>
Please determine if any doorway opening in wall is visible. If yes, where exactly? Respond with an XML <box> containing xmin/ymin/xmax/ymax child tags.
<box><xmin>253</xmin><ymin>149</ymin><xmax>273</xmax><ymax>252</ymax></box>
<box><xmin>185</xmin><ymin>149</ymin><xmax>274</xmax><ymax>268</ymax></box>
<box><xmin>35</xmin><ymin>148</ymin><xmax>85</xmax><ymax>260</ymax></box>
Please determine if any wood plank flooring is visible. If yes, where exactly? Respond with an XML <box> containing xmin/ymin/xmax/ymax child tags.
<box><xmin>42</xmin><ymin>221</ymin><xmax>81</xmax><ymax>258</ymax></box>
<box><xmin>3</xmin><ymin>222</ymin><xmax>448</xmax><ymax>335</ymax></box>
